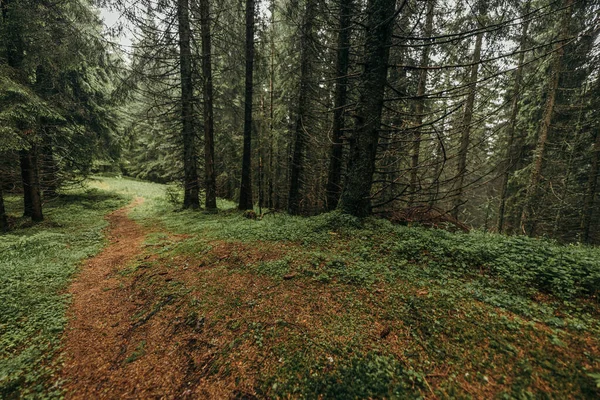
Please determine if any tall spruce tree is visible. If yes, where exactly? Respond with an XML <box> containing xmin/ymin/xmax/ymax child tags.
<box><xmin>520</xmin><ymin>0</ymin><xmax>574</xmax><ymax>235</ymax></box>
<box><xmin>288</xmin><ymin>0</ymin><xmax>317</xmax><ymax>215</ymax></box>
<box><xmin>239</xmin><ymin>0</ymin><xmax>256</xmax><ymax>211</ymax></box>
<box><xmin>200</xmin><ymin>0</ymin><xmax>217</xmax><ymax>211</ymax></box>
<box><xmin>338</xmin><ymin>0</ymin><xmax>398</xmax><ymax>217</ymax></box>
<box><xmin>178</xmin><ymin>0</ymin><xmax>200</xmax><ymax>209</ymax></box>
<box><xmin>325</xmin><ymin>0</ymin><xmax>353</xmax><ymax>211</ymax></box>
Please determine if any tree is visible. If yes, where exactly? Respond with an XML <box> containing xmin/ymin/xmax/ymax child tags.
<box><xmin>338</xmin><ymin>0</ymin><xmax>398</xmax><ymax>217</ymax></box>
<box><xmin>200</xmin><ymin>0</ymin><xmax>217</xmax><ymax>211</ymax></box>
<box><xmin>239</xmin><ymin>0</ymin><xmax>256</xmax><ymax>211</ymax></box>
<box><xmin>120</xmin><ymin>4</ymin><xmax>182</xmax><ymax>184</ymax></box>
<box><xmin>325</xmin><ymin>0</ymin><xmax>353</xmax><ymax>211</ymax></box>
<box><xmin>178</xmin><ymin>0</ymin><xmax>200</xmax><ymax>209</ymax></box>
<box><xmin>267</xmin><ymin>0</ymin><xmax>276</xmax><ymax>209</ymax></box>
<box><xmin>0</xmin><ymin>69</ymin><xmax>56</xmax><ymax>228</ymax></box>
<box><xmin>408</xmin><ymin>0</ymin><xmax>434</xmax><ymax>207</ymax></box>
<box><xmin>288</xmin><ymin>0</ymin><xmax>317</xmax><ymax>215</ymax></box>
<box><xmin>451</xmin><ymin>0</ymin><xmax>486</xmax><ymax>220</ymax></box>
<box><xmin>497</xmin><ymin>0</ymin><xmax>531</xmax><ymax>233</ymax></box>
<box><xmin>582</xmin><ymin>128</ymin><xmax>600</xmax><ymax>243</ymax></box>
<box><xmin>2</xmin><ymin>0</ymin><xmax>43</xmax><ymax>221</ymax></box>
<box><xmin>520</xmin><ymin>0</ymin><xmax>573</xmax><ymax>235</ymax></box>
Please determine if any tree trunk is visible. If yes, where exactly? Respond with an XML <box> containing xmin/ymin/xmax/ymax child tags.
<box><xmin>20</xmin><ymin>150</ymin><xmax>33</xmax><ymax>217</ymax></box>
<box><xmin>200</xmin><ymin>0</ymin><xmax>217</xmax><ymax>211</ymax></box>
<box><xmin>520</xmin><ymin>0</ymin><xmax>573</xmax><ymax>235</ymax></box>
<box><xmin>257</xmin><ymin>99</ymin><xmax>264</xmax><ymax>214</ymax></box>
<box><xmin>41</xmin><ymin>130</ymin><xmax>58</xmax><ymax>198</ymax></box>
<box><xmin>239</xmin><ymin>0</ymin><xmax>255</xmax><ymax>211</ymax></box>
<box><xmin>4</xmin><ymin>0</ymin><xmax>37</xmax><ymax>221</ymax></box>
<box><xmin>259</xmin><ymin>155</ymin><xmax>264</xmax><ymax>213</ymax></box>
<box><xmin>20</xmin><ymin>147</ymin><xmax>43</xmax><ymax>222</ymax></box>
<box><xmin>337</xmin><ymin>0</ymin><xmax>397</xmax><ymax>217</ymax></box>
<box><xmin>268</xmin><ymin>3</ymin><xmax>275</xmax><ymax>209</ymax></box>
<box><xmin>35</xmin><ymin>65</ymin><xmax>59</xmax><ymax>199</ymax></box>
<box><xmin>267</xmin><ymin>0</ymin><xmax>275</xmax><ymax>208</ymax></box>
<box><xmin>429</xmin><ymin>106</ymin><xmax>447</xmax><ymax>207</ymax></box>
<box><xmin>381</xmin><ymin>6</ymin><xmax>410</xmax><ymax>208</ymax></box>
<box><xmin>288</xmin><ymin>0</ymin><xmax>316</xmax><ymax>215</ymax></box>
<box><xmin>452</xmin><ymin>1</ymin><xmax>486</xmax><ymax>220</ymax></box>
<box><xmin>178</xmin><ymin>0</ymin><xmax>200</xmax><ymax>209</ymax></box>
<box><xmin>582</xmin><ymin>130</ymin><xmax>600</xmax><ymax>243</ymax></box>
<box><xmin>408</xmin><ymin>0</ymin><xmax>434</xmax><ymax>207</ymax></box>
<box><xmin>325</xmin><ymin>0</ymin><xmax>352</xmax><ymax>211</ymax></box>
<box><xmin>497</xmin><ymin>1</ymin><xmax>530</xmax><ymax>233</ymax></box>
<box><xmin>0</xmin><ymin>177</ymin><xmax>7</xmax><ymax>233</ymax></box>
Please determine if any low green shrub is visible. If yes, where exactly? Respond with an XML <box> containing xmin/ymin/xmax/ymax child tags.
<box><xmin>267</xmin><ymin>352</ymin><xmax>421</xmax><ymax>399</ymax></box>
<box><xmin>388</xmin><ymin>225</ymin><xmax>600</xmax><ymax>299</ymax></box>
<box><xmin>0</xmin><ymin>189</ymin><xmax>128</xmax><ymax>398</ymax></box>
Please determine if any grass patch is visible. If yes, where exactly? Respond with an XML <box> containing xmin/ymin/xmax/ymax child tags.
<box><xmin>96</xmin><ymin>177</ymin><xmax>600</xmax><ymax>398</ymax></box>
<box><xmin>267</xmin><ymin>351</ymin><xmax>421</xmax><ymax>399</ymax></box>
<box><xmin>15</xmin><ymin>176</ymin><xmax>598</xmax><ymax>398</ymax></box>
<box><xmin>0</xmin><ymin>187</ymin><xmax>128</xmax><ymax>398</ymax></box>
<box><xmin>96</xmin><ymin>177</ymin><xmax>600</xmax><ymax>302</ymax></box>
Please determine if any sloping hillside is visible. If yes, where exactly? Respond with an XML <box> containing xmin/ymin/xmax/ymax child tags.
<box><xmin>2</xmin><ymin>177</ymin><xmax>600</xmax><ymax>398</ymax></box>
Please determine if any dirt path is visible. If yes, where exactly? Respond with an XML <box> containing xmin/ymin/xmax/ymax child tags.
<box><xmin>59</xmin><ymin>199</ymin><xmax>239</xmax><ymax>399</ymax></box>
<box><xmin>60</xmin><ymin>198</ymin><xmax>150</xmax><ymax>399</ymax></box>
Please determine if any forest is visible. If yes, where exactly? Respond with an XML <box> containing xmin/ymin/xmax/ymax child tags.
<box><xmin>1</xmin><ymin>0</ymin><xmax>600</xmax><ymax>398</ymax></box>
<box><xmin>0</xmin><ymin>0</ymin><xmax>599</xmax><ymax>241</ymax></box>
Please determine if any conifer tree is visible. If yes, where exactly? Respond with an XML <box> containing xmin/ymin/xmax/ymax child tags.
<box><xmin>178</xmin><ymin>0</ymin><xmax>200</xmax><ymax>209</ymax></box>
<box><xmin>338</xmin><ymin>0</ymin><xmax>398</xmax><ymax>217</ymax></box>
<box><xmin>239</xmin><ymin>0</ymin><xmax>256</xmax><ymax>211</ymax></box>
<box><xmin>200</xmin><ymin>0</ymin><xmax>217</xmax><ymax>211</ymax></box>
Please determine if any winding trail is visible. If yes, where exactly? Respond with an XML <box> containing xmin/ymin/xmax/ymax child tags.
<box><xmin>59</xmin><ymin>198</ymin><xmax>232</xmax><ymax>399</ymax></box>
<box><xmin>60</xmin><ymin>198</ymin><xmax>149</xmax><ymax>399</ymax></box>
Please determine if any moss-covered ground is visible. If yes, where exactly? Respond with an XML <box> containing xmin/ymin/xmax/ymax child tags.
<box><xmin>0</xmin><ymin>185</ymin><xmax>127</xmax><ymax>398</ymax></box>
<box><xmin>2</xmin><ymin>176</ymin><xmax>600</xmax><ymax>398</ymax></box>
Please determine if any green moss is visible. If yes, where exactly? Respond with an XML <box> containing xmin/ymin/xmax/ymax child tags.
<box><xmin>0</xmin><ymin>188</ymin><xmax>128</xmax><ymax>398</ymax></box>
<box><xmin>5</xmin><ymin>177</ymin><xmax>599</xmax><ymax>398</ymax></box>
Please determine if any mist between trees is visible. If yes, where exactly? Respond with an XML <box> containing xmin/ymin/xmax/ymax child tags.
<box><xmin>1</xmin><ymin>0</ymin><xmax>599</xmax><ymax>243</ymax></box>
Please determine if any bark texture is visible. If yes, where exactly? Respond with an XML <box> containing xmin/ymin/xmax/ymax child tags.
<box><xmin>239</xmin><ymin>0</ymin><xmax>255</xmax><ymax>211</ymax></box>
<box><xmin>288</xmin><ymin>0</ymin><xmax>316</xmax><ymax>215</ymax></box>
<box><xmin>200</xmin><ymin>0</ymin><xmax>217</xmax><ymax>211</ymax></box>
<box><xmin>178</xmin><ymin>0</ymin><xmax>200</xmax><ymax>209</ymax></box>
<box><xmin>337</xmin><ymin>0</ymin><xmax>397</xmax><ymax>217</ymax></box>
<box><xmin>19</xmin><ymin>147</ymin><xmax>43</xmax><ymax>222</ymax></box>
<box><xmin>325</xmin><ymin>0</ymin><xmax>352</xmax><ymax>211</ymax></box>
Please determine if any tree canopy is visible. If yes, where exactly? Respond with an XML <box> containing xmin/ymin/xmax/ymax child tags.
<box><xmin>1</xmin><ymin>0</ymin><xmax>599</xmax><ymax>244</ymax></box>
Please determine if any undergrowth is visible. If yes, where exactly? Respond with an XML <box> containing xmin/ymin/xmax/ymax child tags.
<box><xmin>94</xmin><ymin>177</ymin><xmax>600</xmax><ymax>325</ymax></box>
<box><xmin>70</xmin><ymin>177</ymin><xmax>600</xmax><ymax>397</ymax></box>
<box><xmin>0</xmin><ymin>188</ymin><xmax>128</xmax><ymax>399</ymax></box>
<box><xmin>267</xmin><ymin>352</ymin><xmax>420</xmax><ymax>399</ymax></box>
<box><xmin>96</xmin><ymin>177</ymin><xmax>600</xmax><ymax>301</ymax></box>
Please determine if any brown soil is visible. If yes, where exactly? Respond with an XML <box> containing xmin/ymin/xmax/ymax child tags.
<box><xmin>60</xmin><ymin>199</ymin><xmax>255</xmax><ymax>399</ymax></box>
<box><xmin>59</xmin><ymin>198</ymin><xmax>158</xmax><ymax>399</ymax></box>
<box><xmin>58</xmin><ymin>199</ymin><xmax>600</xmax><ymax>399</ymax></box>
<box><xmin>57</xmin><ymin>200</ymin><xmax>354</xmax><ymax>399</ymax></box>
<box><xmin>58</xmin><ymin>199</ymin><xmax>283</xmax><ymax>399</ymax></box>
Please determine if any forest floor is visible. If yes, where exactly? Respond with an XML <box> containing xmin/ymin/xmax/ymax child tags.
<box><xmin>2</xmin><ymin>177</ymin><xmax>600</xmax><ymax>399</ymax></box>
